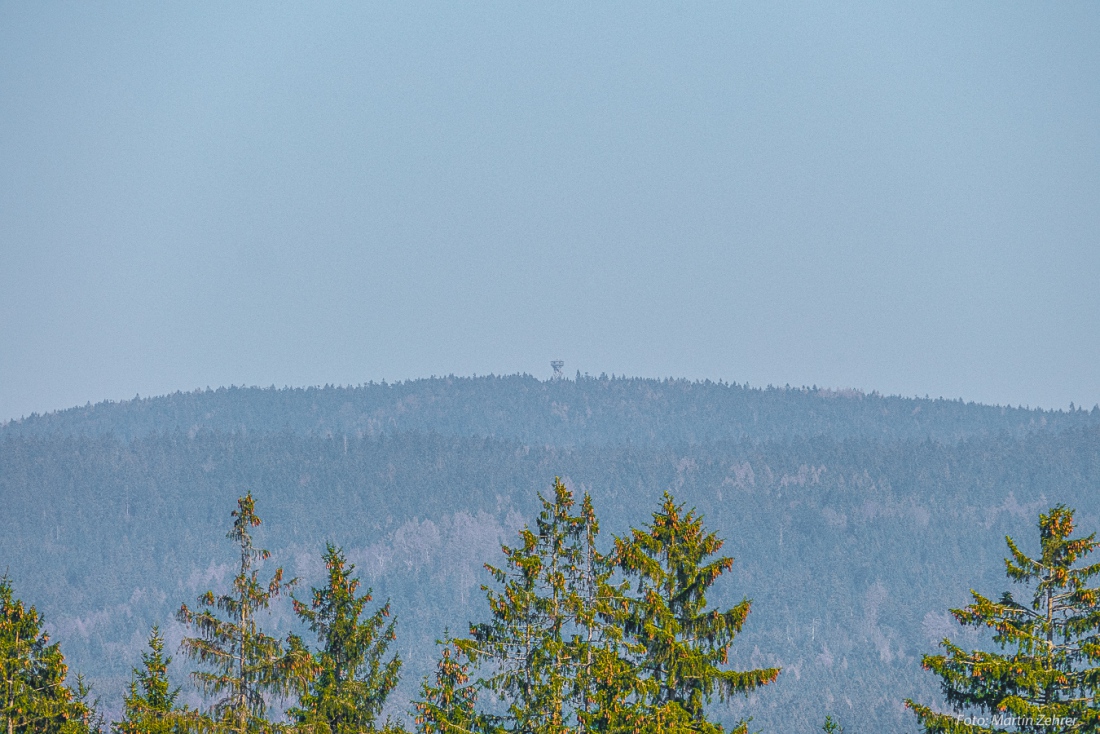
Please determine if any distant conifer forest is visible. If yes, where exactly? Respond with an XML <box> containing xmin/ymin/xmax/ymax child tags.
<box><xmin>3</xmin><ymin>375</ymin><xmax>1100</xmax><ymax>732</ymax></box>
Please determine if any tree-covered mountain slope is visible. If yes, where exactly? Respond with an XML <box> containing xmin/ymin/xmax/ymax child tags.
<box><xmin>4</xmin><ymin>375</ymin><xmax>1096</xmax><ymax>444</ymax></box>
<box><xmin>3</xmin><ymin>399</ymin><xmax>1099</xmax><ymax>731</ymax></box>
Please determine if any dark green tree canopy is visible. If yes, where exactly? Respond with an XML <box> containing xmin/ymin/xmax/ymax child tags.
<box><xmin>290</xmin><ymin>544</ymin><xmax>401</xmax><ymax>734</ymax></box>
<box><xmin>0</xmin><ymin>576</ymin><xmax>94</xmax><ymax>734</ymax></box>
<box><xmin>458</xmin><ymin>478</ymin><xmax>587</xmax><ymax>734</ymax></box>
<box><xmin>176</xmin><ymin>493</ymin><xmax>315</xmax><ymax>734</ymax></box>
<box><xmin>5</xmin><ymin>480</ymin><xmax>786</xmax><ymax>734</ymax></box>
<box><xmin>114</xmin><ymin>626</ymin><xmax>186</xmax><ymax>734</ymax></box>
<box><xmin>413</xmin><ymin>637</ymin><xmax>480</xmax><ymax>734</ymax></box>
<box><xmin>437</xmin><ymin>482</ymin><xmax>779</xmax><ymax>734</ymax></box>
<box><xmin>908</xmin><ymin>505</ymin><xmax>1100</xmax><ymax>733</ymax></box>
<box><xmin>614</xmin><ymin>492</ymin><xmax>780</xmax><ymax>733</ymax></box>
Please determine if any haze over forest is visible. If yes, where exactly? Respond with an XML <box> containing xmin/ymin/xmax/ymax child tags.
<box><xmin>3</xmin><ymin>375</ymin><xmax>1100</xmax><ymax>731</ymax></box>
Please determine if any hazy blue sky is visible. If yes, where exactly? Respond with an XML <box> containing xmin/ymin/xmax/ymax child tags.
<box><xmin>2</xmin><ymin>2</ymin><xmax>1098</xmax><ymax>421</ymax></box>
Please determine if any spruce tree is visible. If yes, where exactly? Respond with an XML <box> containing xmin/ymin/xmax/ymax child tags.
<box><xmin>70</xmin><ymin>676</ymin><xmax>106</xmax><ymax>734</ymax></box>
<box><xmin>445</xmin><ymin>483</ymin><xmax>778</xmax><ymax>733</ymax></box>
<box><xmin>413</xmin><ymin>639</ymin><xmax>481</xmax><ymax>734</ymax></box>
<box><xmin>458</xmin><ymin>478</ymin><xmax>587</xmax><ymax>734</ymax></box>
<box><xmin>614</xmin><ymin>493</ymin><xmax>780</xmax><ymax>734</ymax></box>
<box><xmin>568</xmin><ymin>494</ymin><xmax>641</xmax><ymax>734</ymax></box>
<box><xmin>115</xmin><ymin>626</ymin><xmax>186</xmax><ymax>734</ymax></box>
<box><xmin>176</xmin><ymin>493</ymin><xmax>315</xmax><ymax>734</ymax></box>
<box><xmin>290</xmin><ymin>544</ymin><xmax>401</xmax><ymax>734</ymax></box>
<box><xmin>530</xmin><ymin>478</ymin><xmax>584</xmax><ymax>733</ymax></box>
<box><xmin>0</xmin><ymin>576</ymin><xmax>84</xmax><ymax>734</ymax></box>
<box><xmin>907</xmin><ymin>505</ymin><xmax>1100</xmax><ymax>733</ymax></box>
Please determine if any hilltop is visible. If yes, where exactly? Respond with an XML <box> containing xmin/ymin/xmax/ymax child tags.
<box><xmin>4</xmin><ymin>374</ymin><xmax>1095</xmax><ymax>444</ymax></box>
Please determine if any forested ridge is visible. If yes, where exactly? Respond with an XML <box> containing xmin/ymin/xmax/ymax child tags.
<box><xmin>5</xmin><ymin>375</ymin><xmax>1096</xmax><ymax>444</ymax></box>
<box><xmin>3</xmin><ymin>376</ymin><xmax>1100</xmax><ymax>732</ymax></box>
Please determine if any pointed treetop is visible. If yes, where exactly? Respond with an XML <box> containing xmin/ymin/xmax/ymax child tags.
<box><xmin>229</xmin><ymin>492</ymin><xmax>261</xmax><ymax>540</ymax></box>
<box><xmin>228</xmin><ymin>491</ymin><xmax>271</xmax><ymax>564</ymax></box>
<box><xmin>909</xmin><ymin>504</ymin><xmax>1100</xmax><ymax>733</ymax></box>
<box><xmin>1004</xmin><ymin>504</ymin><xmax>1100</xmax><ymax>610</ymax></box>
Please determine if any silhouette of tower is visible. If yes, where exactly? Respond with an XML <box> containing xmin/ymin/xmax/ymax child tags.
<box><xmin>550</xmin><ymin>360</ymin><xmax>565</xmax><ymax>379</ymax></box>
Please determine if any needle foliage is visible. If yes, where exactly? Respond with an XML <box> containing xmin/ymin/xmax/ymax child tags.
<box><xmin>425</xmin><ymin>481</ymin><xmax>777</xmax><ymax>734</ymax></box>
<box><xmin>176</xmin><ymin>494</ymin><xmax>316</xmax><ymax>734</ymax></box>
<box><xmin>290</xmin><ymin>544</ymin><xmax>401</xmax><ymax>734</ymax></box>
<box><xmin>114</xmin><ymin>626</ymin><xmax>189</xmax><ymax>734</ymax></box>
<box><xmin>0</xmin><ymin>576</ymin><xmax>98</xmax><ymax>734</ymax></box>
<box><xmin>615</xmin><ymin>492</ymin><xmax>780</xmax><ymax>734</ymax></box>
<box><xmin>908</xmin><ymin>505</ymin><xmax>1100</xmax><ymax>733</ymax></box>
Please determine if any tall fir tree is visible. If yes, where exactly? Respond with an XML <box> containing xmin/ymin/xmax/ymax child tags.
<box><xmin>114</xmin><ymin>626</ymin><xmax>186</xmax><ymax>734</ymax></box>
<box><xmin>907</xmin><ymin>505</ymin><xmax>1100</xmax><ymax>733</ymax></box>
<box><xmin>0</xmin><ymin>576</ymin><xmax>87</xmax><ymax>734</ymax></box>
<box><xmin>427</xmin><ymin>482</ymin><xmax>778</xmax><ymax>734</ymax></box>
<box><xmin>458</xmin><ymin>478</ymin><xmax>584</xmax><ymax>734</ymax></box>
<box><xmin>290</xmin><ymin>544</ymin><xmax>401</xmax><ymax>734</ymax></box>
<box><xmin>614</xmin><ymin>493</ymin><xmax>780</xmax><ymax>734</ymax></box>
<box><xmin>176</xmin><ymin>493</ymin><xmax>316</xmax><ymax>734</ymax></box>
<box><xmin>70</xmin><ymin>676</ymin><xmax>107</xmax><ymax>734</ymax></box>
<box><xmin>530</xmin><ymin>478</ymin><xmax>584</xmax><ymax>733</ymax></box>
<box><xmin>567</xmin><ymin>494</ymin><xmax>641</xmax><ymax>734</ymax></box>
<box><xmin>413</xmin><ymin>638</ymin><xmax>481</xmax><ymax>734</ymax></box>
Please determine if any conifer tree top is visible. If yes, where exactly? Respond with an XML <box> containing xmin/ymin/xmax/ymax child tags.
<box><xmin>908</xmin><ymin>504</ymin><xmax>1100</xmax><ymax>734</ymax></box>
<box><xmin>615</xmin><ymin>492</ymin><xmax>780</xmax><ymax>729</ymax></box>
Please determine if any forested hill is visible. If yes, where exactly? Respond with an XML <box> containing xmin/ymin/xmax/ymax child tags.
<box><xmin>4</xmin><ymin>424</ymin><xmax>1100</xmax><ymax>733</ymax></box>
<box><xmin>3</xmin><ymin>374</ymin><xmax>1097</xmax><ymax>444</ymax></box>
<box><xmin>4</xmin><ymin>376</ymin><xmax>1100</xmax><ymax>732</ymax></box>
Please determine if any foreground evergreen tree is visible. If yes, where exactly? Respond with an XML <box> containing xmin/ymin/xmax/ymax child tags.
<box><xmin>440</xmin><ymin>482</ymin><xmax>778</xmax><ymax>734</ymax></box>
<box><xmin>0</xmin><ymin>576</ymin><xmax>90</xmax><ymax>734</ymax></box>
<box><xmin>567</xmin><ymin>493</ymin><xmax>641</xmax><ymax>734</ymax></box>
<box><xmin>413</xmin><ymin>639</ymin><xmax>481</xmax><ymax>734</ymax></box>
<box><xmin>177</xmin><ymin>494</ymin><xmax>315</xmax><ymax>734</ymax></box>
<box><xmin>614</xmin><ymin>493</ymin><xmax>780</xmax><ymax>734</ymax></box>
<box><xmin>444</xmin><ymin>478</ymin><xmax>633</xmax><ymax>732</ymax></box>
<box><xmin>290</xmin><ymin>544</ymin><xmax>401</xmax><ymax>734</ymax></box>
<box><xmin>908</xmin><ymin>505</ymin><xmax>1100</xmax><ymax>733</ymax></box>
<box><xmin>114</xmin><ymin>627</ymin><xmax>187</xmax><ymax>734</ymax></box>
<box><xmin>458</xmin><ymin>478</ymin><xmax>586</xmax><ymax>734</ymax></box>
<box><xmin>71</xmin><ymin>677</ymin><xmax>107</xmax><ymax>734</ymax></box>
